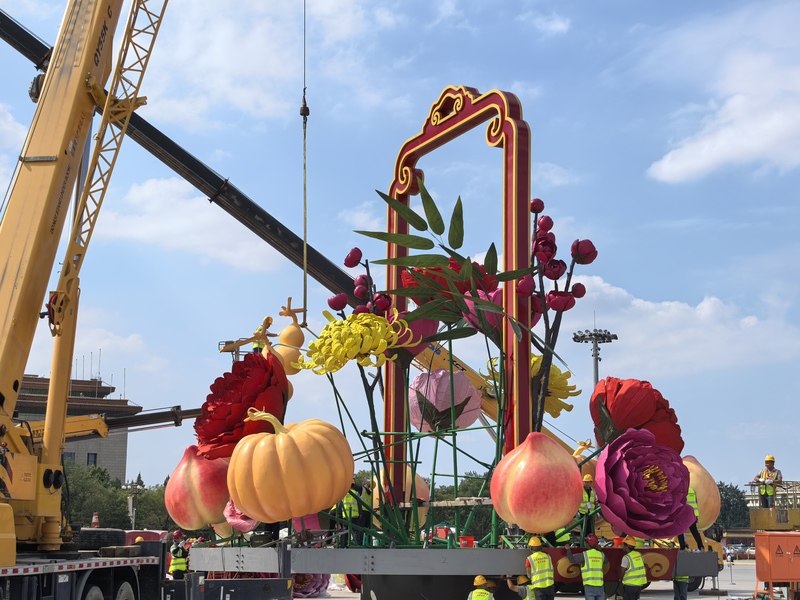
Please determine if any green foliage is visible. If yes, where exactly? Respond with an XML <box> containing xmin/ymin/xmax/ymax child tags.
<box><xmin>135</xmin><ymin>485</ymin><xmax>177</xmax><ymax>531</ymax></box>
<box><xmin>64</xmin><ymin>463</ymin><xmax>129</xmax><ymax>529</ymax></box>
<box><xmin>716</xmin><ymin>481</ymin><xmax>750</xmax><ymax>529</ymax></box>
<box><xmin>429</xmin><ymin>471</ymin><xmax>492</xmax><ymax>539</ymax></box>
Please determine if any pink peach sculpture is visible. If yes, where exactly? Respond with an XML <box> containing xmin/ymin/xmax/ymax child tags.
<box><xmin>491</xmin><ymin>432</ymin><xmax>583</xmax><ymax>533</ymax></box>
<box><xmin>165</xmin><ymin>445</ymin><xmax>230</xmax><ymax>530</ymax></box>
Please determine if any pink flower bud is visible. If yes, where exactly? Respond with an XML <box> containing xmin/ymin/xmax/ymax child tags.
<box><xmin>354</xmin><ymin>274</ymin><xmax>370</xmax><ymax>288</ymax></box>
<box><xmin>572</xmin><ymin>283</ymin><xmax>586</xmax><ymax>298</ymax></box>
<box><xmin>516</xmin><ymin>274</ymin><xmax>535</xmax><ymax>296</ymax></box>
<box><xmin>532</xmin><ymin>232</ymin><xmax>557</xmax><ymax>263</ymax></box>
<box><xmin>571</xmin><ymin>239</ymin><xmax>597</xmax><ymax>265</ymax></box>
<box><xmin>530</xmin><ymin>294</ymin><xmax>544</xmax><ymax>327</ymax></box>
<box><xmin>327</xmin><ymin>293</ymin><xmax>348</xmax><ymax>311</ymax></box>
<box><xmin>373</xmin><ymin>293</ymin><xmax>392</xmax><ymax>312</ymax></box>
<box><xmin>546</xmin><ymin>290</ymin><xmax>576</xmax><ymax>312</ymax></box>
<box><xmin>542</xmin><ymin>259</ymin><xmax>567</xmax><ymax>280</ymax></box>
<box><xmin>354</xmin><ymin>285</ymin><xmax>369</xmax><ymax>299</ymax></box>
<box><xmin>537</xmin><ymin>215</ymin><xmax>553</xmax><ymax>232</ymax></box>
<box><xmin>352</xmin><ymin>304</ymin><xmax>370</xmax><ymax>315</ymax></box>
<box><xmin>530</xmin><ymin>198</ymin><xmax>545</xmax><ymax>213</ymax></box>
<box><xmin>344</xmin><ymin>247</ymin><xmax>363</xmax><ymax>268</ymax></box>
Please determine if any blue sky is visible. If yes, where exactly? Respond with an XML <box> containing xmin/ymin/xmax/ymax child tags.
<box><xmin>1</xmin><ymin>0</ymin><xmax>799</xmax><ymax>493</ymax></box>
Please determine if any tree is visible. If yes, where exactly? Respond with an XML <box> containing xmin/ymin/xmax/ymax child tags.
<box><xmin>429</xmin><ymin>471</ymin><xmax>493</xmax><ymax>539</ymax></box>
<box><xmin>64</xmin><ymin>463</ymin><xmax>129</xmax><ymax>529</ymax></box>
<box><xmin>717</xmin><ymin>481</ymin><xmax>750</xmax><ymax>529</ymax></box>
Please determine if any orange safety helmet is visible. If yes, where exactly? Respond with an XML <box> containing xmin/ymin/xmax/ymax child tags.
<box><xmin>473</xmin><ymin>575</ymin><xmax>488</xmax><ymax>587</ymax></box>
<box><xmin>134</xmin><ymin>536</ymin><xmax>144</xmax><ymax>543</ymax></box>
<box><xmin>623</xmin><ymin>535</ymin><xmax>637</xmax><ymax>547</ymax></box>
<box><xmin>528</xmin><ymin>536</ymin><xmax>542</xmax><ymax>547</ymax></box>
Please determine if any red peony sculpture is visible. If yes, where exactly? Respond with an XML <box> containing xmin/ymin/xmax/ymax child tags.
<box><xmin>194</xmin><ymin>351</ymin><xmax>289</xmax><ymax>459</ymax></box>
<box><xmin>589</xmin><ymin>376</ymin><xmax>684</xmax><ymax>454</ymax></box>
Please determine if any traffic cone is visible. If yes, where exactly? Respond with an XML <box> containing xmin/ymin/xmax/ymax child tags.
<box><xmin>91</xmin><ymin>512</ymin><xmax>99</xmax><ymax>528</ymax></box>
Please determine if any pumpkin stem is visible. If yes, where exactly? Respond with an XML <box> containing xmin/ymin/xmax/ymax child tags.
<box><xmin>244</xmin><ymin>408</ymin><xmax>289</xmax><ymax>433</ymax></box>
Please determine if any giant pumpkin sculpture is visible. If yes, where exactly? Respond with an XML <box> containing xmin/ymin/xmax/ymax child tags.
<box><xmin>227</xmin><ymin>409</ymin><xmax>354</xmax><ymax>523</ymax></box>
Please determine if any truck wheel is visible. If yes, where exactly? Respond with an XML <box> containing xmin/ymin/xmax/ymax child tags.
<box><xmin>74</xmin><ymin>528</ymin><xmax>127</xmax><ymax>550</ymax></box>
<box><xmin>115</xmin><ymin>581</ymin><xmax>136</xmax><ymax>600</ymax></box>
<box><xmin>83</xmin><ymin>586</ymin><xmax>104</xmax><ymax>600</ymax></box>
<box><xmin>687</xmin><ymin>577</ymin><xmax>704</xmax><ymax>592</ymax></box>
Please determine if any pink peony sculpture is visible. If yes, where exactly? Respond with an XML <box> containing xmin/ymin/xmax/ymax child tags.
<box><xmin>408</xmin><ymin>369</ymin><xmax>482</xmax><ymax>432</ymax></box>
<box><xmin>224</xmin><ymin>498</ymin><xmax>259</xmax><ymax>533</ymax></box>
<box><xmin>293</xmin><ymin>573</ymin><xmax>331</xmax><ymax>598</ymax></box>
<box><xmin>595</xmin><ymin>428</ymin><xmax>695</xmax><ymax>538</ymax></box>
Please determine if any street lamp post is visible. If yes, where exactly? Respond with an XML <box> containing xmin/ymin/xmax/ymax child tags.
<box><xmin>122</xmin><ymin>481</ymin><xmax>143</xmax><ymax>530</ymax></box>
<box><xmin>572</xmin><ymin>328</ymin><xmax>618</xmax><ymax>387</ymax></box>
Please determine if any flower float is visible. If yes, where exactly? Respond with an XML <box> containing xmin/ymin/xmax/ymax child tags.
<box><xmin>292</xmin><ymin>573</ymin><xmax>331</xmax><ymax>598</ymax></box>
<box><xmin>227</xmin><ymin>409</ymin><xmax>354</xmax><ymax>523</ymax></box>
<box><xmin>595</xmin><ymin>428</ymin><xmax>695</xmax><ymax>538</ymax></box>
<box><xmin>491</xmin><ymin>432</ymin><xmax>583</xmax><ymax>533</ymax></box>
<box><xmin>165</xmin><ymin>445</ymin><xmax>230</xmax><ymax>530</ymax></box>
<box><xmin>194</xmin><ymin>350</ymin><xmax>289</xmax><ymax>459</ymax></box>
<box><xmin>408</xmin><ymin>369</ymin><xmax>482</xmax><ymax>432</ymax></box>
<box><xmin>589</xmin><ymin>376</ymin><xmax>684</xmax><ymax>454</ymax></box>
<box><xmin>293</xmin><ymin>310</ymin><xmax>420</xmax><ymax>374</ymax></box>
<box><xmin>683</xmin><ymin>455</ymin><xmax>721</xmax><ymax>529</ymax></box>
<box><xmin>223</xmin><ymin>498</ymin><xmax>259</xmax><ymax>533</ymax></box>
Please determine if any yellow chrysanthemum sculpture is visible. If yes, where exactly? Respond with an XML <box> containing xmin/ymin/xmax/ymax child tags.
<box><xmin>294</xmin><ymin>310</ymin><xmax>419</xmax><ymax>374</ymax></box>
<box><xmin>483</xmin><ymin>356</ymin><xmax>580</xmax><ymax>419</ymax></box>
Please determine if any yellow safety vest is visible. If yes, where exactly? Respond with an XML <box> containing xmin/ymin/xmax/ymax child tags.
<box><xmin>580</xmin><ymin>488</ymin><xmax>596</xmax><ymax>514</ymax></box>
<box><xmin>341</xmin><ymin>489</ymin><xmax>361</xmax><ymax>518</ymax></box>
<box><xmin>687</xmin><ymin>488</ymin><xmax>699</xmax><ymax>517</ymax></box>
<box><xmin>468</xmin><ymin>590</ymin><xmax>492</xmax><ymax>600</ymax></box>
<box><xmin>759</xmin><ymin>469</ymin><xmax>780</xmax><ymax>496</ymax></box>
<box><xmin>674</xmin><ymin>575</ymin><xmax>690</xmax><ymax>582</ymax></box>
<box><xmin>528</xmin><ymin>551</ymin><xmax>555</xmax><ymax>589</ymax></box>
<box><xmin>622</xmin><ymin>550</ymin><xmax>647</xmax><ymax>586</ymax></box>
<box><xmin>169</xmin><ymin>554</ymin><xmax>187</xmax><ymax>573</ymax></box>
<box><xmin>555</xmin><ymin>528</ymin><xmax>570</xmax><ymax>543</ymax></box>
<box><xmin>580</xmin><ymin>548</ymin><xmax>604</xmax><ymax>587</ymax></box>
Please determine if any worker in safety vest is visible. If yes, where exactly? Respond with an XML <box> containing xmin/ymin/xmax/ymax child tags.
<box><xmin>506</xmin><ymin>574</ymin><xmax>531</xmax><ymax>599</ymax></box>
<box><xmin>252</xmin><ymin>324</ymin><xmax>266</xmax><ymax>353</ymax></box>
<box><xmin>677</xmin><ymin>487</ymin><xmax>706</xmax><ymax>551</ymax></box>
<box><xmin>578</xmin><ymin>474</ymin><xmax>597</xmax><ymax>539</ymax></box>
<box><xmin>565</xmin><ymin>533</ymin><xmax>607</xmax><ymax>600</ymax></box>
<box><xmin>169</xmin><ymin>529</ymin><xmax>189</xmax><ymax>579</ymax></box>
<box><xmin>467</xmin><ymin>575</ymin><xmax>495</xmax><ymax>600</ymax></box>
<box><xmin>336</xmin><ymin>478</ymin><xmax>365</xmax><ymax>546</ymax></box>
<box><xmin>524</xmin><ymin>537</ymin><xmax>555</xmax><ymax>600</ymax></box>
<box><xmin>673</xmin><ymin>570</ymin><xmax>690</xmax><ymax>600</ymax></box>
<box><xmin>620</xmin><ymin>536</ymin><xmax>647</xmax><ymax>600</ymax></box>
<box><xmin>753</xmin><ymin>454</ymin><xmax>782</xmax><ymax>508</ymax></box>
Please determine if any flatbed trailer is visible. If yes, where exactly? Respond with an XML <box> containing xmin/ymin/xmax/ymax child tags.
<box><xmin>188</xmin><ymin>544</ymin><xmax>719</xmax><ymax>600</ymax></box>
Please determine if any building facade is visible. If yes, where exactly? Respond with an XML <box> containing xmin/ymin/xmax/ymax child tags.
<box><xmin>15</xmin><ymin>374</ymin><xmax>142</xmax><ymax>483</ymax></box>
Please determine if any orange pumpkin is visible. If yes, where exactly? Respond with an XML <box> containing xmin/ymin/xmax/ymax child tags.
<box><xmin>227</xmin><ymin>409</ymin><xmax>354</xmax><ymax>523</ymax></box>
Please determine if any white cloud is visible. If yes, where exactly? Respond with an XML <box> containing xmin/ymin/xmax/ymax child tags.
<box><xmin>95</xmin><ymin>178</ymin><xmax>286</xmax><ymax>272</ymax></box>
<box><xmin>0</xmin><ymin>104</ymin><xmax>27</xmax><ymax>150</ymax></box>
<box><xmin>531</xmin><ymin>161</ymin><xmax>578</xmax><ymax>188</ymax></box>
<box><xmin>643</xmin><ymin>2</ymin><xmax>800</xmax><ymax>182</ymax></box>
<box><xmin>338</xmin><ymin>202</ymin><xmax>383</xmax><ymax>231</ymax></box>
<box><xmin>518</xmin><ymin>11</ymin><xmax>570</xmax><ymax>36</ymax></box>
<box><xmin>509</xmin><ymin>81</ymin><xmax>542</xmax><ymax>103</ymax></box>
<box><xmin>566</xmin><ymin>276</ymin><xmax>800</xmax><ymax>379</ymax></box>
